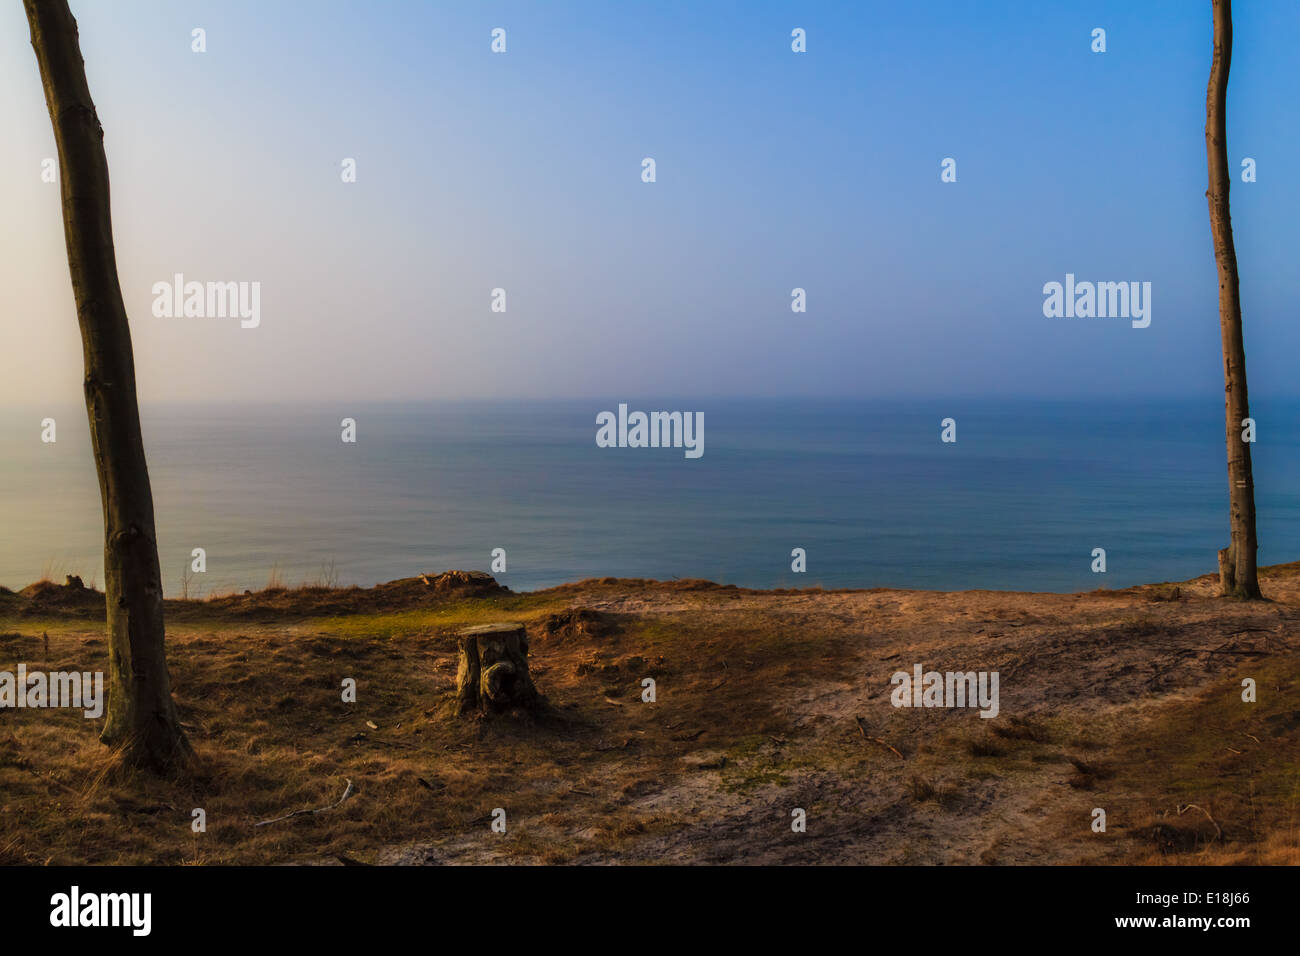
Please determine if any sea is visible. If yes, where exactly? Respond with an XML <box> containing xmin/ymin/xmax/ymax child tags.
<box><xmin>1</xmin><ymin>398</ymin><xmax>1297</xmax><ymax>598</ymax></box>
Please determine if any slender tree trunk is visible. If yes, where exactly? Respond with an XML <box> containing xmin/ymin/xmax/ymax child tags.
<box><xmin>25</xmin><ymin>0</ymin><xmax>191</xmax><ymax>770</ymax></box>
<box><xmin>1206</xmin><ymin>0</ymin><xmax>1262</xmax><ymax>600</ymax></box>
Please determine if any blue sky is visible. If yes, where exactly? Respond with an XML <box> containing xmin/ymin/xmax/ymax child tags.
<box><xmin>1</xmin><ymin>0</ymin><xmax>1297</xmax><ymax>403</ymax></box>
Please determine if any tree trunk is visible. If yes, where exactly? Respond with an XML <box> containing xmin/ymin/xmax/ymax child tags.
<box><xmin>24</xmin><ymin>0</ymin><xmax>190</xmax><ymax>770</ymax></box>
<box><xmin>454</xmin><ymin>624</ymin><xmax>541</xmax><ymax>714</ymax></box>
<box><xmin>1206</xmin><ymin>0</ymin><xmax>1262</xmax><ymax>600</ymax></box>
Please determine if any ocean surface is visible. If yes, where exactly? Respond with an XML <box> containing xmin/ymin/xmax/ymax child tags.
<box><xmin>1</xmin><ymin>398</ymin><xmax>1297</xmax><ymax>598</ymax></box>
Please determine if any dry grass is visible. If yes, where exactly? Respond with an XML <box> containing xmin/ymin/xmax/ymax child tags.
<box><xmin>0</xmin><ymin>564</ymin><xmax>1297</xmax><ymax>865</ymax></box>
<box><xmin>0</xmin><ymin>580</ymin><xmax>855</xmax><ymax>864</ymax></box>
<box><xmin>1099</xmin><ymin>654</ymin><xmax>1300</xmax><ymax>865</ymax></box>
<box><xmin>908</xmin><ymin>775</ymin><xmax>957</xmax><ymax>807</ymax></box>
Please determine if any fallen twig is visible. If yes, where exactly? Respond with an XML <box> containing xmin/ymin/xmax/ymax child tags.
<box><xmin>1177</xmin><ymin>803</ymin><xmax>1222</xmax><ymax>841</ymax></box>
<box><xmin>255</xmin><ymin>779</ymin><xmax>357</xmax><ymax>827</ymax></box>
<box><xmin>348</xmin><ymin>732</ymin><xmax>415</xmax><ymax>749</ymax></box>
<box><xmin>865</xmin><ymin>736</ymin><xmax>904</xmax><ymax>759</ymax></box>
<box><xmin>855</xmin><ymin>717</ymin><xmax>904</xmax><ymax>759</ymax></box>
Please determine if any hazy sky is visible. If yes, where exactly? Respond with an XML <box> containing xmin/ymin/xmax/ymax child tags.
<box><xmin>2</xmin><ymin>0</ymin><xmax>1297</xmax><ymax>405</ymax></box>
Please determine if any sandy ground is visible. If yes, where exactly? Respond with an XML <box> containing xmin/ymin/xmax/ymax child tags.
<box><xmin>373</xmin><ymin>569</ymin><xmax>1300</xmax><ymax>865</ymax></box>
<box><xmin>2</xmin><ymin>565</ymin><xmax>1296</xmax><ymax>865</ymax></box>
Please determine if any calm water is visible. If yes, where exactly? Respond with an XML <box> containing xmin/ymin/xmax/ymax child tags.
<box><xmin>1</xmin><ymin>398</ymin><xmax>1297</xmax><ymax>597</ymax></box>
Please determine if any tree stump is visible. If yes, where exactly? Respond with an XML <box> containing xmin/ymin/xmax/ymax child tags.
<box><xmin>455</xmin><ymin>623</ymin><xmax>540</xmax><ymax>714</ymax></box>
<box><xmin>1218</xmin><ymin>546</ymin><xmax>1234</xmax><ymax>595</ymax></box>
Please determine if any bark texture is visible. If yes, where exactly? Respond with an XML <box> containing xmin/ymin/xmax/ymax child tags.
<box><xmin>1206</xmin><ymin>0</ymin><xmax>1262</xmax><ymax>599</ymax></box>
<box><xmin>25</xmin><ymin>0</ymin><xmax>190</xmax><ymax>769</ymax></box>
<box><xmin>455</xmin><ymin>624</ymin><xmax>541</xmax><ymax>714</ymax></box>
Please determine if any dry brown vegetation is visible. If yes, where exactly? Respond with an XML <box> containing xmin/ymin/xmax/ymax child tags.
<box><xmin>0</xmin><ymin>562</ymin><xmax>1297</xmax><ymax>865</ymax></box>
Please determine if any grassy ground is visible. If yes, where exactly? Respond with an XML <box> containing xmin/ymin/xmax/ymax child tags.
<box><xmin>0</xmin><ymin>565</ymin><xmax>1296</xmax><ymax>865</ymax></box>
